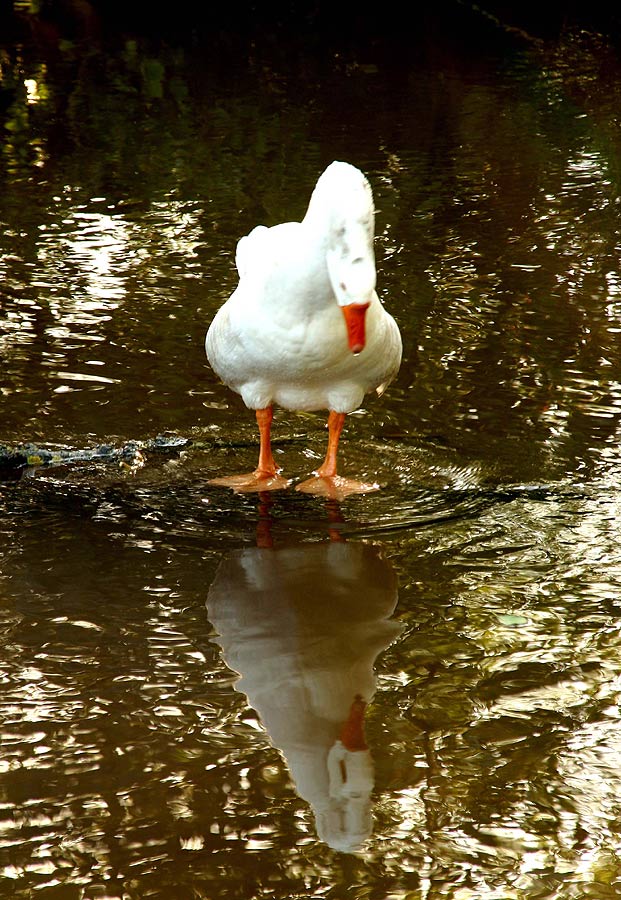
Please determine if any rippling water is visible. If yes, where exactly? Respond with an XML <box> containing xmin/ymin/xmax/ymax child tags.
<box><xmin>2</xmin><ymin>7</ymin><xmax>621</xmax><ymax>898</ymax></box>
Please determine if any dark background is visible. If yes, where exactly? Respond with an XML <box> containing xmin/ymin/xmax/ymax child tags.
<box><xmin>2</xmin><ymin>0</ymin><xmax>621</xmax><ymax>50</ymax></box>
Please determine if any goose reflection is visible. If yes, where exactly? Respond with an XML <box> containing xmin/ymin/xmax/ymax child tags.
<box><xmin>206</xmin><ymin>512</ymin><xmax>401</xmax><ymax>853</ymax></box>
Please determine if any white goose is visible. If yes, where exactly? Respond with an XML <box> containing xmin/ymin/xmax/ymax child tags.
<box><xmin>205</xmin><ymin>161</ymin><xmax>402</xmax><ymax>497</ymax></box>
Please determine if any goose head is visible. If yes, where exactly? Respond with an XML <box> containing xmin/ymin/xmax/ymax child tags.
<box><xmin>306</xmin><ymin>162</ymin><xmax>377</xmax><ymax>355</ymax></box>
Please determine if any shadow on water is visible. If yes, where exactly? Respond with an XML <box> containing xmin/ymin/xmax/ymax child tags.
<box><xmin>207</xmin><ymin>498</ymin><xmax>403</xmax><ymax>854</ymax></box>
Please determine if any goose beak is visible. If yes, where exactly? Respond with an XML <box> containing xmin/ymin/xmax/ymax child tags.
<box><xmin>341</xmin><ymin>302</ymin><xmax>370</xmax><ymax>355</ymax></box>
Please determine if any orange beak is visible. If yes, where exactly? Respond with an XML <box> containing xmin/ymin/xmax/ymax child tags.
<box><xmin>341</xmin><ymin>302</ymin><xmax>370</xmax><ymax>355</ymax></box>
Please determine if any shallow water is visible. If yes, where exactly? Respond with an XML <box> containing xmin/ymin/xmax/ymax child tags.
<box><xmin>2</xmin><ymin>8</ymin><xmax>621</xmax><ymax>898</ymax></box>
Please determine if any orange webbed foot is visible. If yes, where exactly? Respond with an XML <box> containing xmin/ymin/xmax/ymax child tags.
<box><xmin>209</xmin><ymin>471</ymin><xmax>291</xmax><ymax>493</ymax></box>
<box><xmin>295</xmin><ymin>475</ymin><xmax>379</xmax><ymax>500</ymax></box>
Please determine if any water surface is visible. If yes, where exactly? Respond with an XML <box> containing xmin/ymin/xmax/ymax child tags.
<box><xmin>2</xmin><ymin>9</ymin><xmax>621</xmax><ymax>898</ymax></box>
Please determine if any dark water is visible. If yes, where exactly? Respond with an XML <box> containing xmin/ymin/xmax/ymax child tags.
<box><xmin>3</xmin><ymin>6</ymin><xmax>621</xmax><ymax>897</ymax></box>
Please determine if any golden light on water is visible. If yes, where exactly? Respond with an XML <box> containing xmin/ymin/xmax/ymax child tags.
<box><xmin>23</xmin><ymin>78</ymin><xmax>40</xmax><ymax>104</ymax></box>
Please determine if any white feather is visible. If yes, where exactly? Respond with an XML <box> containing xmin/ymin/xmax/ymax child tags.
<box><xmin>205</xmin><ymin>161</ymin><xmax>402</xmax><ymax>415</ymax></box>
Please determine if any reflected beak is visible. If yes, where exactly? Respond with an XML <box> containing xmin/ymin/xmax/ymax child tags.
<box><xmin>341</xmin><ymin>302</ymin><xmax>370</xmax><ymax>355</ymax></box>
<box><xmin>339</xmin><ymin>695</ymin><xmax>368</xmax><ymax>751</ymax></box>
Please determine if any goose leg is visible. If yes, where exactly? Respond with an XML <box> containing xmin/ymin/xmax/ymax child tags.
<box><xmin>296</xmin><ymin>410</ymin><xmax>380</xmax><ymax>499</ymax></box>
<box><xmin>209</xmin><ymin>406</ymin><xmax>290</xmax><ymax>493</ymax></box>
<box><xmin>315</xmin><ymin>410</ymin><xmax>345</xmax><ymax>478</ymax></box>
<box><xmin>255</xmin><ymin>407</ymin><xmax>278</xmax><ymax>477</ymax></box>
